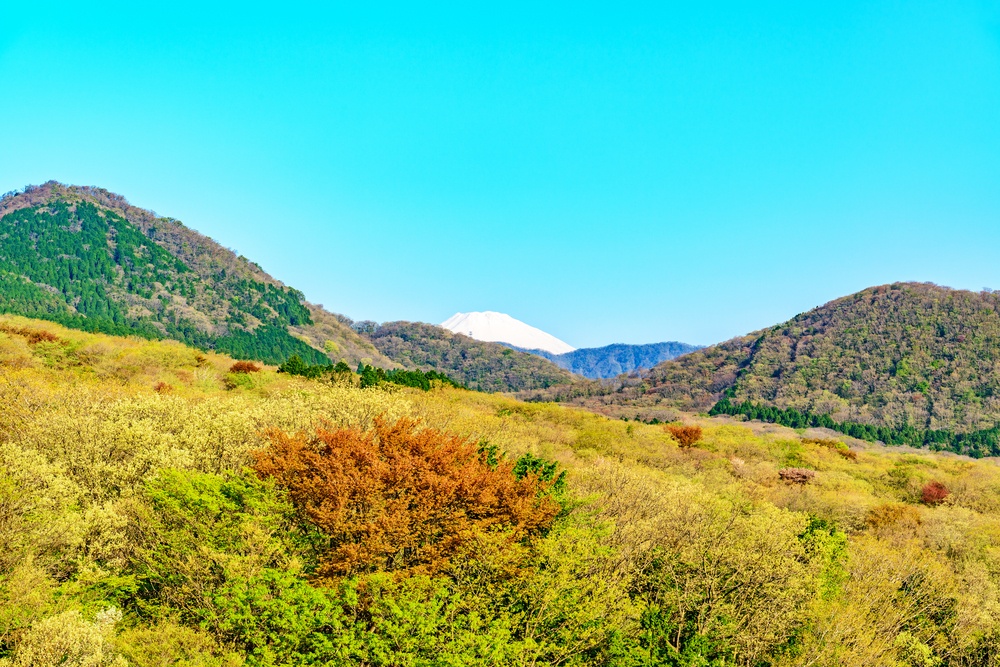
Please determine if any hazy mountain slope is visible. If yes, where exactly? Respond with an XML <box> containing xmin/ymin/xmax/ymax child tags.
<box><xmin>525</xmin><ymin>341</ymin><xmax>702</xmax><ymax>379</ymax></box>
<box><xmin>366</xmin><ymin>321</ymin><xmax>574</xmax><ymax>392</ymax></box>
<box><xmin>0</xmin><ymin>181</ymin><xmax>391</xmax><ymax>367</ymax></box>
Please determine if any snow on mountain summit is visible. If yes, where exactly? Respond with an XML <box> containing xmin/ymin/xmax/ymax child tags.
<box><xmin>440</xmin><ymin>312</ymin><xmax>576</xmax><ymax>355</ymax></box>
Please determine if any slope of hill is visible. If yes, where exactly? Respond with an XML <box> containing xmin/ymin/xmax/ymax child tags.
<box><xmin>365</xmin><ymin>320</ymin><xmax>574</xmax><ymax>391</ymax></box>
<box><xmin>652</xmin><ymin>282</ymin><xmax>1000</xmax><ymax>429</ymax></box>
<box><xmin>529</xmin><ymin>283</ymin><xmax>1000</xmax><ymax>455</ymax></box>
<box><xmin>0</xmin><ymin>182</ymin><xmax>391</xmax><ymax>367</ymax></box>
<box><xmin>7</xmin><ymin>314</ymin><xmax>1000</xmax><ymax>666</ymax></box>
<box><xmin>525</xmin><ymin>341</ymin><xmax>702</xmax><ymax>379</ymax></box>
<box><xmin>440</xmin><ymin>311</ymin><xmax>576</xmax><ymax>354</ymax></box>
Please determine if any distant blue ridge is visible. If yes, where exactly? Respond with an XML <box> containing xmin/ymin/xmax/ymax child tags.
<box><xmin>506</xmin><ymin>341</ymin><xmax>702</xmax><ymax>380</ymax></box>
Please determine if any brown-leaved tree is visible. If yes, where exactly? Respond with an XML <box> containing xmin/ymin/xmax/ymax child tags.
<box><xmin>254</xmin><ymin>418</ymin><xmax>560</xmax><ymax>579</ymax></box>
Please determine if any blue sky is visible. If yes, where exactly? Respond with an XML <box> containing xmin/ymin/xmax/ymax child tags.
<box><xmin>2</xmin><ymin>2</ymin><xmax>999</xmax><ymax>347</ymax></box>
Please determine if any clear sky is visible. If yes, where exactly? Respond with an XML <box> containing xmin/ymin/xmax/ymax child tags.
<box><xmin>2</xmin><ymin>2</ymin><xmax>999</xmax><ymax>347</ymax></box>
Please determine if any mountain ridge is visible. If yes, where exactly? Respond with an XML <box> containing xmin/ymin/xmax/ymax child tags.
<box><xmin>645</xmin><ymin>281</ymin><xmax>1000</xmax><ymax>431</ymax></box>
<box><xmin>0</xmin><ymin>181</ymin><xmax>393</xmax><ymax>367</ymax></box>
<box><xmin>363</xmin><ymin>320</ymin><xmax>574</xmax><ymax>392</ymax></box>
<box><xmin>521</xmin><ymin>282</ymin><xmax>1000</xmax><ymax>455</ymax></box>
<box><xmin>518</xmin><ymin>340</ymin><xmax>703</xmax><ymax>379</ymax></box>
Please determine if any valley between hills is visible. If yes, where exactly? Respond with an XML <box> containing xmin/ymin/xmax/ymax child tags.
<box><xmin>4</xmin><ymin>183</ymin><xmax>1000</xmax><ymax>666</ymax></box>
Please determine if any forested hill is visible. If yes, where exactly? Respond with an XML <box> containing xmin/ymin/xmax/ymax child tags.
<box><xmin>523</xmin><ymin>283</ymin><xmax>1000</xmax><ymax>455</ymax></box>
<box><xmin>647</xmin><ymin>282</ymin><xmax>1000</xmax><ymax>436</ymax></box>
<box><xmin>0</xmin><ymin>182</ymin><xmax>391</xmax><ymax>366</ymax></box>
<box><xmin>364</xmin><ymin>321</ymin><xmax>574</xmax><ymax>392</ymax></box>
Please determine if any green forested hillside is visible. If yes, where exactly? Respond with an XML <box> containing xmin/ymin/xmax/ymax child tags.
<box><xmin>537</xmin><ymin>283</ymin><xmax>1000</xmax><ymax>455</ymax></box>
<box><xmin>8</xmin><ymin>316</ymin><xmax>1000</xmax><ymax>666</ymax></box>
<box><xmin>365</xmin><ymin>320</ymin><xmax>574</xmax><ymax>392</ymax></box>
<box><xmin>0</xmin><ymin>182</ymin><xmax>391</xmax><ymax>366</ymax></box>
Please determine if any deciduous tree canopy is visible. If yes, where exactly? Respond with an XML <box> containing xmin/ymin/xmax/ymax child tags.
<box><xmin>254</xmin><ymin>418</ymin><xmax>560</xmax><ymax>577</ymax></box>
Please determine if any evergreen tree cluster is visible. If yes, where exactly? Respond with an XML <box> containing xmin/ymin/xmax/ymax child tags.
<box><xmin>277</xmin><ymin>354</ymin><xmax>463</xmax><ymax>391</ymax></box>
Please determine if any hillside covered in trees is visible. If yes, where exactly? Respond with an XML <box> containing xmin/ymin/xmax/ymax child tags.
<box><xmin>532</xmin><ymin>283</ymin><xmax>1000</xmax><ymax>456</ymax></box>
<box><xmin>7</xmin><ymin>315</ymin><xmax>1000</xmax><ymax>665</ymax></box>
<box><xmin>0</xmin><ymin>182</ymin><xmax>390</xmax><ymax>367</ymax></box>
<box><xmin>364</xmin><ymin>320</ymin><xmax>575</xmax><ymax>392</ymax></box>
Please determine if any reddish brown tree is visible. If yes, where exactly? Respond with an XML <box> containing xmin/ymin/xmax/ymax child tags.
<box><xmin>0</xmin><ymin>323</ymin><xmax>58</xmax><ymax>344</ymax></box>
<box><xmin>921</xmin><ymin>481</ymin><xmax>950</xmax><ymax>505</ymax></box>
<box><xmin>666</xmin><ymin>424</ymin><xmax>703</xmax><ymax>447</ymax></box>
<box><xmin>253</xmin><ymin>418</ymin><xmax>560</xmax><ymax>579</ymax></box>
<box><xmin>229</xmin><ymin>361</ymin><xmax>262</xmax><ymax>374</ymax></box>
<box><xmin>779</xmin><ymin>468</ymin><xmax>816</xmax><ymax>485</ymax></box>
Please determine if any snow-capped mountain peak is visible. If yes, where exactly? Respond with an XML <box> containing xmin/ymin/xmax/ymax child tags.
<box><xmin>440</xmin><ymin>311</ymin><xmax>575</xmax><ymax>355</ymax></box>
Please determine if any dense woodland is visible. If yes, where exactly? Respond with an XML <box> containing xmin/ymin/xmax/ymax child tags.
<box><xmin>0</xmin><ymin>184</ymin><xmax>391</xmax><ymax>368</ymax></box>
<box><xmin>7</xmin><ymin>315</ymin><xmax>1000</xmax><ymax>665</ymax></box>
<box><xmin>364</xmin><ymin>321</ymin><xmax>574</xmax><ymax>392</ymax></box>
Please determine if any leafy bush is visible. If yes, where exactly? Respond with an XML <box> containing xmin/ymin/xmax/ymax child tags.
<box><xmin>253</xmin><ymin>419</ymin><xmax>561</xmax><ymax>578</ymax></box>
<box><xmin>665</xmin><ymin>423</ymin><xmax>702</xmax><ymax>447</ymax></box>
<box><xmin>921</xmin><ymin>481</ymin><xmax>950</xmax><ymax>505</ymax></box>
<box><xmin>804</xmin><ymin>437</ymin><xmax>858</xmax><ymax>461</ymax></box>
<box><xmin>0</xmin><ymin>609</ymin><xmax>126</xmax><ymax>667</ymax></box>
<box><xmin>113</xmin><ymin>621</ymin><xmax>244</xmax><ymax>667</ymax></box>
<box><xmin>779</xmin><ymin>468</ymin><xmax>816</xmax><ymax>484</ymax></box>
<box><xmin>0</xmin><ymin>324</ymin><xmax>59</xmax><ymax>345</ymax></box>
<box><xmin>228</xmin><ymin>361</ymin><xmax>261</xmax><ymax>374</ymax></box>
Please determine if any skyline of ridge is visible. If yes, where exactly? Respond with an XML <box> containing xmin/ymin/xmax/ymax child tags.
<box><xmin>2</xmin><ymin>182</ymin><xmax>990</xmax><ymax>355</ymax></box>
<box><xmin>2</xmin><ymin>181</ymin><xmax>994</xmax><ymax>352</ymax></box>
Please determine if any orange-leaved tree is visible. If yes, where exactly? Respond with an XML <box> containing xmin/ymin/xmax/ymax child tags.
<box><xmin>229</xmin><ymin>360</ymin><xmax>261</xmax><ymax>374</ymax></box>
<box><xmin>253</xmin><ymin>418</ymin><xmax>560</xmax><ymax>579</ymax></box>
<box><xmin>665</xmin><ymin>423</ymin><xmax>702</xmax><ymax>447</ymax></box>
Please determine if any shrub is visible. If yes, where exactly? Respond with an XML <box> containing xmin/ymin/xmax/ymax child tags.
<box><xmin>114</xmin><ymin>621</ymin><xmax>244</xmax><ymax>667</ymax></box>
<box><xmin>2</xmin><ymin>608</ymin><xmax>126</xmax><ymax>666</ymax></box>
<box><xmin>779</xmin><ymin>468</ymin><xmax>816</xmax><ymax>485</ymax></box>
<box><xmin>921</xmin><ymin>481</ymin><xmax>950</xmax><ymax>505</ymax></box>
<box><xmin>866</xmin><ymin>503</ymin><xmax>922</xmax><ymax>533</ymax></box>
<box><xmin>0</xmin><ymin>323</ymin><xmax>59</xmax><ymax>345</ymax></box>
<box><xmin>665</xmin><ymin>424</ymin><xmax>702</xmax><ymax>447</ymax></box>
<box><xmin>153</xmin><ymin>382</ymin><xmax>173</xmax><ymax>394</ymax></box>
<box><xmin>253</xmin><ymin>418</ymin><xmax>561</xmax><ymax>578</ymax></box>
<box><xmin>803</xmin><ymin>437</ymin><xmax>858</xmax><ymax>461</ymax></box>
<box><xmin>839</xmin><ymin>447</ymin><xmax>858</xmax><ymax>461</ymax></box>
<box><xmin>229</xmin><ymin>361</ymin><xmax>261</xmax><ymax>374</ymax></box>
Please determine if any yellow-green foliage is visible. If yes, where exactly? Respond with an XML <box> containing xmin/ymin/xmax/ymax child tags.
<box><xmin>6</xmin><ymin>316</ymin><xmax>1000</xmax><ymax>665</ymax></box>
